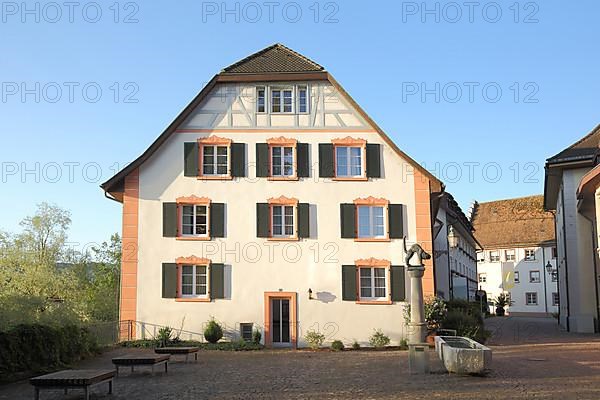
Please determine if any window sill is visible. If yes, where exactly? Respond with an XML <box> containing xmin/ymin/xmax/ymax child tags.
<box><xmin>175</xmin><ymin>298</ymin><xmax>211</xmax><ymax>303</ymax></box>
<box><xmin>332</xmin><ymin>177</ymin><xmax>368</xmax><ymax>182</ymax></box>
<box><xmin>268</xmin><ymin>176</ymin><xmax>299</xmax><ymax>181</ymax></box>
<box><xmin>354</xmin><ymin>238</ymin><xmax>391</xmax><ymax>242</ymax></box>
<box><xmin>355</xmin><ymin>300</ymin><xmax>393</xmax><ymax>305</ymax></box>
<box><xmin>197</xmin><ymin>175</ymin><xmax>233</xmax><ymax>181</ymax></box>
<box><xmin>267</xmin><ymin>237</ymin><xmax>299</xmax><ymax>242</ymax></box>
<box><xmin>176</xmin><ymin>237</ymin><xmax>211</xmax><ymax>241</ymax></box>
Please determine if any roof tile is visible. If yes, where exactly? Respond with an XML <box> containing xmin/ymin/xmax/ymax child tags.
<box><xmin>222</xmin><ymin>43</ymin><xmax>324</xmax><ymax>74</ymax></box>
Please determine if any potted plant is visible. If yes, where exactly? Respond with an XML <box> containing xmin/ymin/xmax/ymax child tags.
<box><xmin>494</xmin><ymin>293</ymin><xmax>513</xmax><ymax>316</ymax></box>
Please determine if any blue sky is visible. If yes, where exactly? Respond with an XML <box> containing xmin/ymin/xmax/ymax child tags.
<box><xmin>1</xmin><ymin>0</ymin><xmax>599</xmax><ymax>247</ymax></box>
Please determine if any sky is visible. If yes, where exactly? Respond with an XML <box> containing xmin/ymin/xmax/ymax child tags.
<box><xmin>1</xmin><ymin>0</ymin><xmax>599</xmax><ymax>248</ymax></box>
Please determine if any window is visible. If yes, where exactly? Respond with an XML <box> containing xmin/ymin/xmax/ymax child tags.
<box><xmin>271</xmin><ymin>88</ymin><xmax>293</xmax><ymax>113</ymax></box>
<box><xmin>525</xmin><ymin>249</ymin><xmax>536</xmax><ymax>261</ymax></box>
<box><xmin>505</xmin><ymin>249</ymin><xmax>515</xmax><ymax>262</ymax></box>
<box><xmin>514</xmin><ymin>271</ymin><xmax>520</xmax><ymax>283</ymax></box>
<box><xmin>240</xmin><ymin>323</ymin><xmax>254</xmax><ymax>342</ymax></box>
<box><xmin>525</xmin><ymin>292</ymin><xmax>538</xmax><ymax>305</ymax></box>
<box><xmin>202</xmin><ymin>145</ymin><xmax>229</xmax><ymax>176</ymax></box>
<box><xmin>490</xmin><ymin>251</ymin><xmax>500</xmax><ymax>262</ymax></box>
<box><xmin>336</xmin><ymin>146</ymin><xmax>363</xmax><ymax>177</ymax></box>
<box><xmin>272</xmin><ymin>205</ymin><xmax>295</xmax><ymax>238</ymax></box>
<box><xmin>271</xmin><ymin>146</ymin><xmax>294</xmax><ymax>177</ymax></box>
<box><xmin>552</xmin><ymin>247</ymin><xmax>558</xmax><ymax>259</ymax></box>
<box><xmin>529</xmin><ymin>270</ymin><xmax>541</xmax><ymax>283</ymax></box>
<box><xmin>297</xmin><ymin>85</ymin><xmax>308</xmax><ymax>113</ymax></box>
<box><xmin>180</xmin><ymin>264</ymin><xmax>208</xmax><ymax>298</ymax></box>
<box><xmin>552</xmin><ymin>292</ymin><xmax>559</xmax><ymax>306</ymax></box>
<box><xmin>478</xmin><ymin>273</ymin><xmax>487</xmax><ymax>283</ymax></box>
<box><xmin>476</xmin><ymin>252</ymin><xmax>484</xmax><ymax>262</ymax></box>
<box><xmin>359</xmin><ymin>267</ymin><xmax>388</xmax><ymax>301</ymax></box>
<box><xmin>256</xmin><ymin>87</ymin><xmax>266</xmax><ymax>113</ymax></box>
<box><xmin>357</xmin><ymin>206</ymin><xmax>386</xmax><ymax>239</ymax></box>
<box><xmin>551</xmin><ymin>271</ymin><xmax>558</xmax><ymax>282</ymax></box>
<box><xmin>181</xmin><ymin>205</ymin><xmax>209</xmax><ymax>237</ymax></box>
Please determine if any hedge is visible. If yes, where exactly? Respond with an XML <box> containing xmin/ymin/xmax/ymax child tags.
<box><xmin>0</xmin><ymin>324</ymin><xmax>98</xmax><ymax>382</ymax></box>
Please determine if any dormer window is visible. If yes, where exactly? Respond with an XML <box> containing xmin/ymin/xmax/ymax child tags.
<box><xmin>297</xmin><ymin>85</ymin><xmax>308</xmax><ymax>113</ymax></box>
<box><xmin>255</xmin><ymin>85</ymin><xmax>310</xmax><ymax>115</ymax></box>
<box><xmin>257</xmin><ymin>86</ymin><xmax>266</xmax><ymax>113</ymax></box>
<box><xmin>271</xmin><ymin>87</ymin><xmax>293</xmax><ymax>113</ymax></box>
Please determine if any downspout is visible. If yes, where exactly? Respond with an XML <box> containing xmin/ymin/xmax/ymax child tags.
<box><xmin>542</xmin><ymin>244</ymin><xmax>548</xmax><ymax>315</ymax></box>
<box><xmin>560</xmin><ymin>187</ymin><xmax>571</xmax><ymax>331</ymax></box>
<box><xmin>593</xmin><ymin>188</ymin><xmax>600</xmax><ymax>330</ymax></box>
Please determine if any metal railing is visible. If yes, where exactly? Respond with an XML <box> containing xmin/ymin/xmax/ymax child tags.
<box><xmin>86</xmin><ymin>320</ymin><xmax>207</xmax><ymax>345</ymax></box>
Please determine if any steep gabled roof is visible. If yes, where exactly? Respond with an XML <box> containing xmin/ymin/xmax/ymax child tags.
<box><xmin>222</xmin><ymin>43</ymin><xmax>324</xmax><ymax>74</ymax></box>
<box><xmin>546</xmin><ymin>123</ymin><xmax>600</xmax><ymax>165</ymax></box>
<box><xmin>101</xmin><ymin>44</ymin><xmax>442</xmax><ymax>199</ymax></box>
<box><xmin>471</xmin><ymin>195</ymin><xmax>555</xmax><ymax>249</ymax></box>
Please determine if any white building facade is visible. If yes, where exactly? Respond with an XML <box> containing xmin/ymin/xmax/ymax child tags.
<box><xmin>472</xmin><ymin>196</ymin><xmax>558</xmax><ymax>317</ymax></box>
<box><xmin>101</xmin><ymin>44</ymin><xmax>446</xmax><ymax>347</ymax></box>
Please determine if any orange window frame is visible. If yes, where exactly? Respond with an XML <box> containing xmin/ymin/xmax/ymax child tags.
<box><xmin>353</xmin><ymin>197</ymin><xmax>390</xmax><ymax>242</ymax></box>
<box><xmin>332</xmin><ymin>137</ymin><xmax>367</xmax><ymax>181</ymax></box>
<box><xmin>267</xmin><ymin>196</ymin><xmax>299</xmax><ymax>241</ymax></box>
<box><xmin>355</xmin><ymin>258</ymin><xmax>392</xmax><ymax>305</ymax></box>
<box><xmin>175</xmin><ymin>256</ymin><xmax>212</xmax><ymax>303</ymax></box>
<box><xmin>176</xmin><ymin>196</ymin><xmax>211</xmax><ymax>241</ymax></box>
<box><xmin>267</xmin><ymin>137</ymin><xmax>298</xmax><ymax>181</ymax></box>
<box><xmin>197</xmin><ymin>136</ymin><xmax>233</xmax><ymax>180</ymax></box>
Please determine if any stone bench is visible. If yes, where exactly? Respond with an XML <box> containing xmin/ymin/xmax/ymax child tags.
<box><xmin>30</xmin><ymin>369</ymin><xmax>115</xmax><ymax>400</ymax></box>
<box><xmin>112</xmin><ymin>355</ymin><xmax>170</xmax><ymax>376</ymax></box>
<box><xmin>154</xmin><ymin>346</ymin><xmax>199</xmax><ymax>363</ymax></box>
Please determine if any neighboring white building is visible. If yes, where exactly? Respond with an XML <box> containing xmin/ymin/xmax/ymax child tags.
<box><xmin>545</xmin><ymin>124</ymin><xmax>600</xmax><ymax>333</ymax></box>
<box><xmin>472</xmin><ymin>196</ymin><xmax>558</xmax><ymax>317</ymax></box>
<box><xmin>433</xmin><ymin>193</ymin><xmax>480</xmax><ymax>301</ymax></box>
<box><xmin>101</xmin><ymin>44</ymin><xmax>449</xmax><ymax>348</ymax></box>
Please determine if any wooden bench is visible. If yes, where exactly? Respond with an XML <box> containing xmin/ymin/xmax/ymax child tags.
<box><xmin>29</xmin><ymin>369</ymin><xmax>115</xmax><ymax>400</ymax></box>
<box><xmin>112</xmin><ymin>354</ymin><xmax>170</xmax><ymax>376</ymax></box>
<box><xmin>154</xmin><ymin>347</ymin><xmax>199</xmax><ymax>363</ymax></box>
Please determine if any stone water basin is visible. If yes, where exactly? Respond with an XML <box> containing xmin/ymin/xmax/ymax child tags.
<box><xmin>434</xmin><ymin>336</ymin><xmax>492</xmax><ymax>375</ymax></box>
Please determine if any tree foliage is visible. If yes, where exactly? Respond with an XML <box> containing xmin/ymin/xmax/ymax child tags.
<box><xmin>0</xmin><ymin>203</ymin><xmax>121</xmax><ymax>330</ymax></box>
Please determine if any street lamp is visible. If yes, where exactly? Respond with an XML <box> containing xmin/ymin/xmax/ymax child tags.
<box><xmin>448</xmin><ymin>225</ymin><xmax>459</xmax><ymax>249</ymax></box>
<box><xmin>545</xmin><ymin>261</ymin><xmax>554</xmax><ymax>274</ymax></box>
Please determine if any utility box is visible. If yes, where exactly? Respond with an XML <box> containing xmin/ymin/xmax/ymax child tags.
<box><xmin>408</xmin><ymin>343</ymin><xmax>430</xmax><ymax>375</ymax></box>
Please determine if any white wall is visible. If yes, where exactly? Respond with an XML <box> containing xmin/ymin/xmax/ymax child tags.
<box><xmin>132</xmin><ymin>83</ymin><xmax>423</xmax><ymax>346</ymax></box>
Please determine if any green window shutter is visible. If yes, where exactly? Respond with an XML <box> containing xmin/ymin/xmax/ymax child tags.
<box><xmin>318</xmin><ymin>143</ymin><xmax>334</xmax><ymax>178</ymax></box>
<box><xmin>342</xmin><ymin>265</ymin><xmax>357</xmax><ymax>301</ymax></box>
<box><xmin>391</xmin><ymin>266</ymin><xmax>406</xmax><ymax>301</ymax></box>
<box><xmin>256</xmin><ymin>203</ymin><xmax>270</xmax><ymax>238</ymax></box>
<box><xmin>366</xmin><ymin>143</ymin><xmax>381</xmax><ymax>178</ymax></box>
<box><xmin>184</xmin><ymin>142</ymin><xmax>198</xmax><ymax>177</ymax></box>
<box><xmin>256</xmin><ymin>143</ymin><xmax>269</xmax><ymax>177</ymax></box>
<box><xmin>162</xmin><ymin>263</ymin><xmax>178</xmax><ymax>298</ymax></box>
<box><xmin>163</xmin><ymin>203</ymin><xmax>178</xmax><ymax>237</ymax></box>
<box><xmin>297</xmin><ymin>143</ymin><xmax>310</xmax><ymax>178</ymax></box>
<box><xmin>388</xmin><ymin>204</ymin><xmax>404</xmax><ymax>239</ymax></box>
<box><xmin>340</xmin><ymin>203</ymin><xmax>356</xmax><ymax>238</ymax></box>
<box><xmin>210</xmin><ymin>203</ymin><xmax>225</xmax><ymax>238</ymax></box>
<box><xmin>210</xmin><ymin>263</ymin><xmax>225</xmax><ymax>299</ymax></box>
<box><xmin>297</xmin><ymin>203</ymin><xmax>310</xmax><ymax>238</ymax></box>
<box><xmin>231</xmin><ymin>143</ymin><xmax>246</xmax><ymax>177</ymax></box>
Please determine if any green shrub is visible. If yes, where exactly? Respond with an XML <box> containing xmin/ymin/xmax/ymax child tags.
<box><xmin>0</xmin><ymin>324</ymin><xmax>98</xmax><ymax>381</ymax></box>
<box><xmin>351</xmin><ymin>340</ymin><xmax>360</xmax><ymax>350</ymax></box>
<box><xmin>252</xmin><ymin>329</ymin><xmax>262</xmax><ymax>344</ymax></box>
<box><xmin>156</xmin><ymin>326</ymin><xmax>173</xmax><ymax>348</ymax></box>
<box><xmin>399</xmin><ymin>338</ymin><xmax>408</xmax><ymax>351</ymax></box>
<box><xmin>304</xmin><ymin>330</ymin><xmax>325</xmax><ymax>350</ymax></box>
<box><xmin>369</xmin><ymin>329</ymin><xmax>390</xmax><ymax>348</ymax></box>
<box><xmin>331</xmin><ymin>340</ymin><xmax>344</xmax><ymax>351</ymax></box>
<box><xmin>441</xmin><ymin>310</ymin><xmax>489</xmax><ymax>343</ymax></box>
<box><xmin>404</xmin><ymin>296</ymin><xmax>448</xmax><ymax>331</ymax></box>
<box><xmin>204</xmin><ymin>318</ymin><xmax>224</xmax><ymax>344</ymax></box>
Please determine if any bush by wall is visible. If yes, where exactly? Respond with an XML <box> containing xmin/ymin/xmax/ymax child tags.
<box><xmin>0</xmin><ymin>324</ymin><xmax>98</xmax><ymax>382</ymax></box>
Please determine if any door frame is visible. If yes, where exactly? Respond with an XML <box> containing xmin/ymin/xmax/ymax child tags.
<box><xmin>264</xmin><ymin>292</ymin><xmax>297</xmax><ymax>349</ymax></box>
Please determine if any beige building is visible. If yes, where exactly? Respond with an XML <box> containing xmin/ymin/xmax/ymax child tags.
<box><xmin>101</xmin><ymin>44</ymin><xmax>458</xmax><ymax>347</ymax></box>
<box><xmin>545</xmin><ymin>124</ymin><xmax>600</xmax><ymax>333</ymax></box>
<box><xmin>472</xmin><ymin>196</ymin><xmax>557</xmax><ymax>317</ymax></box>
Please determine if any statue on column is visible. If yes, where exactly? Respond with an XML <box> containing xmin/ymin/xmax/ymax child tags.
<box><xmin>404</xmin><ymin>240</ymin><xmax>431</xmax><ymax>344</ymax></box>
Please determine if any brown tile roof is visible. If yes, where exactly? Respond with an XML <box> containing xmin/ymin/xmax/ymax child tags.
<box><xmin>471</xmin><ymin>195</ymin><xmax>555</xmax><ymax>249</ymax></box>
<box><xmin>222</xmin><ymin>43</ymin><xmax>324</xmax><ymax>74</ymax></box>
<box><xmin>547</xmin><ymin>123</ymin><xmax>600</xmax><ymax>164</ymax></box>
